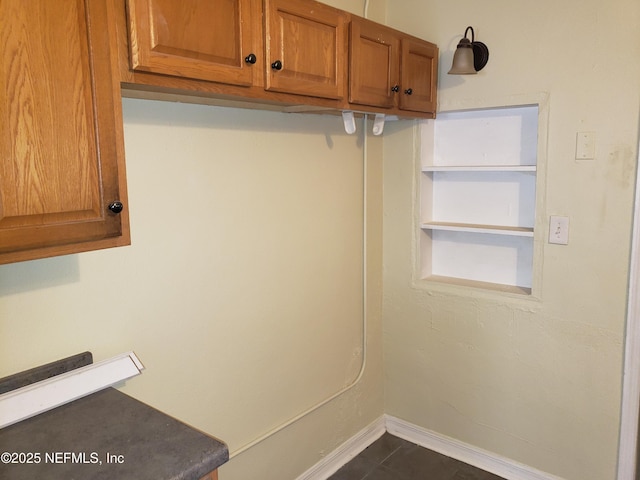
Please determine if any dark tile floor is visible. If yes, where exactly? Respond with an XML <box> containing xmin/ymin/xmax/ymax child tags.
<box><xmin>328</xmin><ymin>433</ymin><xmax>506</xmax><ymax>480</ymax></box>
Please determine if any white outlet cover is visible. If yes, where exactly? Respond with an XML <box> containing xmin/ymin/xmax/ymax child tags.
<box><xmin>576</xmin><ymin>132</ymin><xmax>596</xmax><ymax>160</ymax></box>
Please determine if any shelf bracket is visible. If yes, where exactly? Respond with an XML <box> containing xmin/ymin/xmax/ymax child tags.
<box><xmin>372</xmin><ymin>114</ymin><xmax>385</xmax><ymax>136</ymax></box>
<box><xmin>342</xmin><ymin>110</ymin><xmax>356</xmax><ymax>135</ymax></box>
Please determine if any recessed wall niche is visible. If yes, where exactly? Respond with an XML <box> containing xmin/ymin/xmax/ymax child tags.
<box><xmin>418</xmin><ymin>103</ymin><xmax>544</xmax><ymax>295</ymax></box>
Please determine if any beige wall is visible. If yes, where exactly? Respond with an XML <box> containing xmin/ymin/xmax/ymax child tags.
<box><xmin>0</xmin><ymin>96</ymin><xmax>385</xmax><ymax>479</ymax></box>
<box><xmin>2</xmin><ymin>1</ymin><xmax>639</xmax><ymax>479</ymax></box>
<box><xmin>0</xmin><ymin>1</ymin><xmax>390</xmax><ymax>478</ymax></box>
<box><xmin>383</xmin><ymin>1</ymin><xmax>640</xmax><ymax>480</ymax></box>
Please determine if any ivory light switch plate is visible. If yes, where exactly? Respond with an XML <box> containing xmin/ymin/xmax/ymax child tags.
<box><xmin>549</xmin><ymin>216</ymin><xmax>569</xmax><ymax>245</ymax></box>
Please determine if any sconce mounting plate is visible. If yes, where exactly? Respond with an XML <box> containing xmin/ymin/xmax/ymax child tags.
<box><xmin>472</xmin><ymin>41</ymin><xmax>490</xmax><ymax>71</ymax></box>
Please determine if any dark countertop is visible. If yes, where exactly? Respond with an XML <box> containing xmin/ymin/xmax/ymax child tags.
<box><xmin>0</xmin><ymin>383</ymin><xmax>228</xmax><ymax>480</ymax></box>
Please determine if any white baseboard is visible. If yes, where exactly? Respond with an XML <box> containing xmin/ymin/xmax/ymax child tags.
<box><xmin>385</xmin><ymin>415</ymin><xmax>566</xmax><ymax>480</ymax></box>
<box><xmin>296</xmin><ymin>414</ymin><xmax>568</xmax><ymax>480</ymax></box>
<box><xmin>294</xmin><ymin>416</ymin><xmax>386</xmax><ymax>480</ymax></box>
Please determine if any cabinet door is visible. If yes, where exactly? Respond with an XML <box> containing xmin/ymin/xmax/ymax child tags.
<box><xmin>126</xmin><ymin>0</ymin><xmax>257</xmax><ymax>86</ymax></box>
<box><xmin>265</xmin><ymin>0</ymin><xmax>347</xmax><ymax>99</ymax></box>
<box><xmin>399</xmin><ymin>38</ymin><xmax>438</xmax><ymax>113</ymax></box>
<box><xmin>349</xmin><ymin>17</ymin><xmax>400</xmax><ymax>109</ymax></box>
<box><xmin>0</xmin><ymin>0</ymin><xmax>128</xmax><ymax>264</ymax></box>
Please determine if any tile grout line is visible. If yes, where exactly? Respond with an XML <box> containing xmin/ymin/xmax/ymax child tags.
<box><xmin>361</xmin><ymin>439</ymin><xmax>415</xmax><ymax>480</ymax></box>
<box><xmin>376</xmin><ymin>443</ymin><xmax>404</xmax><ymax>466</ymax></box>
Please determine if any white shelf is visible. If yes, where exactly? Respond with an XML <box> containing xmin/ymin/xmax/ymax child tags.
<box><xmin>422</xmin><ymin>165</ymin><xmax>536</xmax><ymax>173</ymax></box>
<box><xmin>425</xmin><ymin>275</ymin><xmax>532</xmax><ymax>295</ymax></box>
<box><xmin>421</xmin><ymin>222</ymin><xmax>534</xmax><ymax>237</ymax></box>
<box><xmin>418</xmin><ymin>104</ymin><xmax>541</xmax><ymax>292</ymax></box>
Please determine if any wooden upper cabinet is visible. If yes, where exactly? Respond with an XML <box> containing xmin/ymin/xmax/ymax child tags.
<box><xmin>0</xmin><ymin>0</ymin><xmax>129</xmax><ymax>264</ymax></box>
<box><xmin>348</xmin><ymin>16</ymin><xmax>438</xmax><ymax>115</ymax></box>
<box><xmin>398</xmin><ymin>38</ymin><xmax>438</xmax><ymax>113</ymax></box>
<box><xmin>264</xmin><ymin>0</ymin><xmax>348</xmax><ymax>100</ymax></box>
<box><xmin>126</xmin><ymin>0</ymin><xmax>258</xmax><ymax>86</ymax></box>
<box><xmin>118</xmin><ymin>0</ymin><xmax>438</xmax><ymax>117</ymax></box>
<box><xmin>349</xmin><ymin>17</ymin><xmax>400</xmax><ymax>109</ymax></box>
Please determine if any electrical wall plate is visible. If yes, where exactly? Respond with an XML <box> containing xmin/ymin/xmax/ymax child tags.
<box><xmin>549</xmin><ymin>215</ymin><xmax>569</xmax><ymax>245</ymax></box>
<box><xmin>576</xmin><ymin>132</ymin><xmax>596</xmax><ymax>160</ymax></box>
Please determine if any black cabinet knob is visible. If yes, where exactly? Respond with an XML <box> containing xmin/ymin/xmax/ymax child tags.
<box><xmin>404</xmin><ymin>88</ymin><xmax>413</xmax><ymax>95</ymax></box>
<box><xmin>271</xmin><ymin>60</ymin><xmax>283</xmax><ymax>70</ymax></box>
<box><xmin>391</xmin><ymin>85</ymin><xmax>400</xmax><ymax>93</ymax></box>
<box><xmin>108</xmin><ymin>201</ymin><xmax>124</xmax><ymax>214</ymax></box>
<box><xmin>244</xmin><ymin>53</ymin><xmax>257</xmax><ymax>64</ymax></box>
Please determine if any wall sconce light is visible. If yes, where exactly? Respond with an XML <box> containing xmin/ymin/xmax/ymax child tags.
<box><xmin>448</xmin><ymin>26</ymin><xmax>489</xmax><ymax>74</ymax></box>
